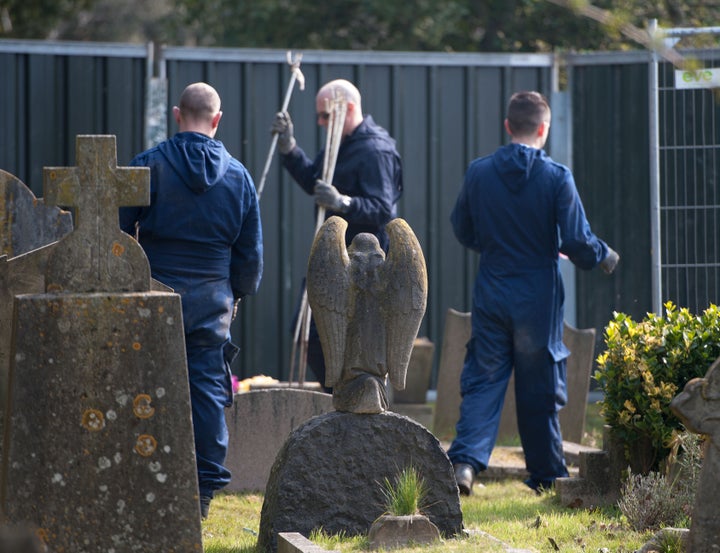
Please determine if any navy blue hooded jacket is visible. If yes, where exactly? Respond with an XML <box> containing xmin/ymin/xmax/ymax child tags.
<box><xmin>452</xmin><ymin>143</ymin><xmax>609</xmax><ymax>358</ymax></box>
<box><xmin>281</xmin><ymin>115</ymin><xmax>402</xmax><ymax>250</ymax></box>
<box><xmin>120</xmin><ymin>131</ymin><xmax>263</xmax><ymax>348</ymax></box>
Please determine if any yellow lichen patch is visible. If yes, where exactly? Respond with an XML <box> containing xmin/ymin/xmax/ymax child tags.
<box><xmin>135</xmin><ymin>434</ymin><xmax>157</xmax><ymax>457</ymax></box>
<box><xmin>133</xmin><ymin>394</ymin><xmax>155</xmax><ymax>419</ymax></box>
<box><xmin>111</xmin><ymin>241</ymin><xmax>125</xmax><ymax>257</ymax></box>
<box><xmin>81</xmin><ymin>409</ymin><xmax>105</xmax><ymax>432</ymax></box>
<box><xmin>36</xmin><ymin>527</ymin><xmax>49</xmax><ymax>545</ymax></box>
<box><xmin>132</xmin><ymin>342</ymin><xmax>142</xmax><ymax>351</ymax></box>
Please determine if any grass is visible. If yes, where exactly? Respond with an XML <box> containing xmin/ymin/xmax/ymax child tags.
<box><xmin>202</xmin><ymin>398</ymin><xmax>654</xmax><ymax>552</ymax></box>
<box><xmin>380</xmin><ymin>466</ymin><xmax>427</xmax><ymax>516</ymax></box>
<box><xmin>202</xmin><ymin>483</ymin><xmax>651</xmax><ymax>552</ymax></box>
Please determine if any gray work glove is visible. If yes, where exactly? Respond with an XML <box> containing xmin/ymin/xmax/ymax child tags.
<box><xmin>271</xmin><ymin>111</ymin><xmax>296</xmax><ymax>154</ymax></box>
<box><xmin>599</xmin><ymin>247</ymin><xmax>619</xmax><ymax>274</ymax></box>
<box><xmin>314</xmin><ymin>179</ymin><xmax>352</xmax><ymax>213</ymax></box>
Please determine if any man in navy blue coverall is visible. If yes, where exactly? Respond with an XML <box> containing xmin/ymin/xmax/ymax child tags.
<box><xmin>271</xmin><ymin>79</ymin><xmax>403</xmax><ymax>391</ymax></box>
<box><xmin>447</xmin><ymin>91</ymin><xmax>619</xmax><ymax>496</ymax></box>
<box><xmin>120</xmin><ymin>82</ymin><xmax>263</xmax><ymax>518</ymax></box>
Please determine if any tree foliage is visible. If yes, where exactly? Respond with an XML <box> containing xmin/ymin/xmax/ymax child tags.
<box><xmin>168</xmin><ymin>0</ymin><xmax>720</xmax><ymax>52</ymax></box>
<box><xmin>2</xmin><ymin>0</ymin><xmax>719</xmax><ymax>52</ymax></box>
<box><xmin>0</xmin><ymin>0</ymin><xmax>96</xmax><ymax>39</ymax></box>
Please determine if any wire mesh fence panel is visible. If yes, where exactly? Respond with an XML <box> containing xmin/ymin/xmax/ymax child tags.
<box><xmin>657</xmin><ymin>33</ymin><xmax>720</xmax><ymax>315</ymax></box>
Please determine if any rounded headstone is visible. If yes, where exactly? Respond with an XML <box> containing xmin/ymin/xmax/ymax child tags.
<box><xmin>257</xmin><ymin>410</ymin><xmax>463</xmax><ymax>553</ymax></box>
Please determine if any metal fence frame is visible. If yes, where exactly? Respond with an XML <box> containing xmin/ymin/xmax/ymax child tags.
<box><xmin>649</xmin><ymin>23</ymin><xmax>720</xmax><ymax>315</ymax></box>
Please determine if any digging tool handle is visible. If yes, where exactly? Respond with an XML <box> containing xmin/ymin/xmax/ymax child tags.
<box><xmin>257</xmin><ymin>52</ymin><xmax>304</xmax><ymax>199</ymax></box>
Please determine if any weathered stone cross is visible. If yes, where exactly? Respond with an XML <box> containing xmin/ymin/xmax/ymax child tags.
<box><xmin>43</xmin><ymin>134</ymin><xmax>151</xmax><ymax>293</ymax></box>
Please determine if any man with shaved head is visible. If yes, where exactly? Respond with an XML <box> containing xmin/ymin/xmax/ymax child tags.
<box><xmin>121</xmin><ymin>82</ymin><xmax>264</xmax><ymax>519</ymax></box>
<box><xmin>271</xmin><ymin>79</ymin><xmax>403</xmax><ymax>393</ymax></box>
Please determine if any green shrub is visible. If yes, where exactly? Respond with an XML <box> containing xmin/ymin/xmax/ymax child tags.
<box><xmin>594</xmin><ymin>302</ymin><xmax>720</xmax><ymax>471</ymax></box>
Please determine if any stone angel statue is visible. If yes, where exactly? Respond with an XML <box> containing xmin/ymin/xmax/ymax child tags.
<box><xmin>306</xmin><ymin>216</ymin><xmax>428</xmax><ymax>414</ymax></box>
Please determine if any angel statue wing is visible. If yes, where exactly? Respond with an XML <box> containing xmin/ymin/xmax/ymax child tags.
<box><xmin>381</xmin><ymin>218</ymin><xmax>428</xmax><ymax>390</ymax></box>
<box><xmin>306</xmin><ymin>216</ymin><xmax>350</xmax><ymax>388</ymax></box>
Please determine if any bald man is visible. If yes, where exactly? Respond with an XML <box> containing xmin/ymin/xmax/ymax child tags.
<box><xmin>271</xmin><ymin>79</ymin><xmax>403</xmax><ymax>392</ymax></box>
<box><xmin>120</xmin><ymin>82</ymin><xmax>264</xmax><ymax>519</ymax></box>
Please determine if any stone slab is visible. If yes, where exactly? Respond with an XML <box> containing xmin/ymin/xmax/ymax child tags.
<box><xmin>257</xmin><ymin>411</ymin><xmax>463</xmax><ymax>553</ymax></box>
<box><xmin>432</xmin><ymin>308</ymin><xmax>595</xmax><ymax>443</ymax></box>
<box><xmin>278</xmin><ymin>533</ymin><xmax>340</xmax><ymax>553</ymax></box>
<box><xmin>432</xmin><ymin>309</ymin><xmax>471</xmax><ymax>441</ymax></box>
<box><xmin>2</xmin><ymin>292</ymin><xmax>202</xmax><ymax>552</ymax></box>
<box><xmin>225</xmin><ymin>388</ymin><xmax>334</xmax><ymax>492</ymax></box>
<box><xmin>498</xmin><ymin>323</ymin><xmax>596</xmax><ymax>443</ymax></box>
<box><xmin>389</xmin><ymin>403</ymin><xmax>433</xmax><ymax>429</ymax></box>
<box><xmin>392</xmin><ymin>337</ymin><xmax>434</xmax><ymax>404</ymax></box>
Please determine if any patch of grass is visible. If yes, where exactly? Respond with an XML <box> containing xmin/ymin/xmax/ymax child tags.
<box><xmin>201</xmin><ymin>493</ymin><xmax>262</xmax><ymax>553</ymax></box>
<box><xmin>203</xmin><ymin>481</ymin><xmax>651</xmax><ymax>552</ymax></box>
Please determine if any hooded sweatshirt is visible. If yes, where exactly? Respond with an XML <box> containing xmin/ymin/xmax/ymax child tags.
<box><xmin>451</xmin><ymin>142</ymin><xmax>608</xmax><ymax>274</ymax></box>
<box><xmin>120</xmin><ymin>131</ymin><xmax>263</xmax><ymax>345</ymax></box>
<box><xmin>281</xmin><ymin>115</ymin><xmax>402</xmax><ymax>250</ymax></box>
<box><xmin>451</xmin><ymin>142</ymin><xmax>609</xmax><ymax>357</ymax></box>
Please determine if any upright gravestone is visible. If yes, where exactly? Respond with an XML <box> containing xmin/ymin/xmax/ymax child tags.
<box><xmin>1</xmin><ymin>135</ymin><xmax>203</xmax><ymax>552</ymax></box>
<box><xmin>0</xmin><ymin>168</ymin><xmax>73</xmax><ymax>258</ymax></box>
<box><xmin>432</xmin><ymin>309</ymin><xmax>595</xmax><ymax>444</ymax></box>
<box><xmin>0</xmin><ymin>170</ymin><xmax>73</xmax><ymax>468</ymax></box>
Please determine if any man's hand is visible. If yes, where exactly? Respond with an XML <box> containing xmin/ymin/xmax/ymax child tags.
<box><xmin>314</xmin><ymin>180</ymin><xmax>352</xmax><ymax>213</ymax></box>
<box><xmin>271</xmin><ymin>111</ymin><xmax>296</xmax><ymax>154</ymax></box>
<box><xmin>600</xmin><ymin>247</ymin><xmax>619</xmax><ymax>274</ymax></box>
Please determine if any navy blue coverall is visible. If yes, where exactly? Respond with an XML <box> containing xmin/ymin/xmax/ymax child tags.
<box><xmin>120</xmin><ymin>131</ymin><xmax>263</xmax><ymax>499</ymax></box>
<box><xmin>446</xmin><ymin>143</ymin><xmax>610</xmax><ymax>490</ymax></box>
<box><xmin>281</xmin><ymin>115</ymin><xmax>402</xmax><ymax>387</ymax></box>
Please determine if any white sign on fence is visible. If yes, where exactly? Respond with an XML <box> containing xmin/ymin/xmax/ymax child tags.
<box><xmin>675</xmin><ymin>67</ymin><xmax>720</xmax><ymax>89</ymax></box>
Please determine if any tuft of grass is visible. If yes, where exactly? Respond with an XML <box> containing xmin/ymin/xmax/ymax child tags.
<box><xmin>380</xmin><ymin>466</ymin><xmax>427</xmax><ymax>516</ymax></box>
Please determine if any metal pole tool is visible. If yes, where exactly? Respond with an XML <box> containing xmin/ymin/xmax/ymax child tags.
<box><xmin>256</xmin><ymin>51</ymin><xmax>305</xmax><ymax>199</ymax></box>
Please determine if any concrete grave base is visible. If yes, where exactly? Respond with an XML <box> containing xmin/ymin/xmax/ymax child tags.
<box><xmin>368</xmin><ymin>514</ymin><xmax>441</xmax><ymax>549</ymax></box>
<box><xmin>257</xmin><ymin>411</ymin><xmax>463</xmax><ymax>553</ymax></box>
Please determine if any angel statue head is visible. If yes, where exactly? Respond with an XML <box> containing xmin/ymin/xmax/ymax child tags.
<box><xmin>306</xmin><ymin>216</ymin><xmax>428</xmax><ymax>414</ymax></box>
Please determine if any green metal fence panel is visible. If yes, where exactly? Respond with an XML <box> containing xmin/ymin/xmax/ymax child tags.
<box><xmin>567</xmin><ymin>52</ymin><xmax>654</xmax><ymax>360</ymax></box>
<box><xmin>0</xmin><ymin>40</ymin><xmax>573</xmax><ymax>386</ymax></box>
<box><xmin>0</xmin><ymin>40</ymin><xmax>147</xmax><ymax>191</ymax></box>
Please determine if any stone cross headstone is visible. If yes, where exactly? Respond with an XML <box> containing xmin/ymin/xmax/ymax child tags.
<box><xmin>1</xmin><ymin>135</ymin><xmax>203</xmax><ymax>552</ymax></box>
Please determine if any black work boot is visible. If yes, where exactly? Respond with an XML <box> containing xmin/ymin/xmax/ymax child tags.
<box><xmin>200</xmin><ymin>495</ymin><xmax>212</xmax><ymax>519</ymax></box>
<box><xmin>453</xmin><ymin>463</ymin><xmax>476</xmax><ymax>496</ymax></box>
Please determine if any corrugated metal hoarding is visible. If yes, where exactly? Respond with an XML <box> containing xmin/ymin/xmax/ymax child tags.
<box><xmin>3</xmin><ymin>39</ymin><xmax>671</xmax><ymax>386</ymax></box>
